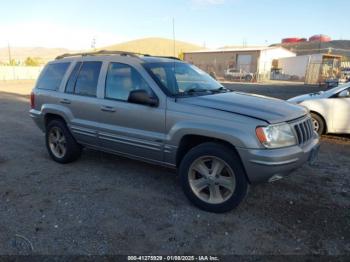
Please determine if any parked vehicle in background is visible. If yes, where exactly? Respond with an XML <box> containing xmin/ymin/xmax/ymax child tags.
<box><xmin>325</xmin><ymin>78</ymin><xmax>339</xmax><ymax>88</ymax></box>
<box><xmin>224</xmin><ymin>68</ymin><xmax>254</xmax><ymax>81</ymax></box>
<box><xmin>288</xmin><ymin>83</ymin><xmax>350</xmax><ymax>135</ymax></box>
<box><xmin>30</xmin><ymin>51</ymin><xmax>319</xmax><ymax>213</ymax></box>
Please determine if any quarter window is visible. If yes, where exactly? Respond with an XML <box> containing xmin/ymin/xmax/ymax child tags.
<box><xmin>36</xmin><ymin>63</ymin><xmax>70</xmax><ymax>91</ymax></box>
<box><xmin>105</xmin><ymin>63</ymin><xmax>152</xmax><ymax>101</ymax></box>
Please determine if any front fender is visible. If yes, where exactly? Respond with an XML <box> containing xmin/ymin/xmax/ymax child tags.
<box><xmin>166</xmin><ymin>121</ymin><xmax>261</xmax><ymax>149</ymax></box>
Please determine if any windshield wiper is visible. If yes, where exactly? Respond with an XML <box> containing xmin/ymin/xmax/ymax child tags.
<box><xmin>176</xmin><ymin>86</ymin><xmax>231</xmax><ymax>97</ymax></box>
<box><xmin>211</xmin><ymin>86</ymin><xmax>231</xmax><ymax>93</ymax></box>
<box><xmin>177</xmin><ymin>87</ymin><xmax>210</xmax><ymax>96</ymax></box>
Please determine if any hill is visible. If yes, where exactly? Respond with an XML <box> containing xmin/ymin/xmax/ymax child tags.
<box><xmin>0</xmin><ymin>47</ymin><xmax>72</xmax><ymax>64</ymax></box>
<box><xmin>101</xmin><ymin>37</ymin><xmax>204</xmax><ymax>57</ymax></box>
<box><xmin>271</xmin><ymin>40</ymin><xmax>350</xmax><ymax>57</ymax></box>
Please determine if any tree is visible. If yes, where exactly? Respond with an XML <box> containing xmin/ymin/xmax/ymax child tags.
<box><xmin>178</xmin><ymin>52</ymin><xmax>184</xmax><ymax>60</ymax></box>
<box><xmin>25</xmin><ymin>57</ymin><xmax>40</xmax><ymax>66</ymax></box>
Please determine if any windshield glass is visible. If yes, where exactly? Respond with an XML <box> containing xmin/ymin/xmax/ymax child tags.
<box><xmin>143</xmin><ymin>62</ymin><xmax>223</xmax><ymax>96</ymax></box>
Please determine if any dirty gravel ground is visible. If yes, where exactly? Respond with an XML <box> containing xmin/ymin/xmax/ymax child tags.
<box><xmin>0</xmin><ymin>84</ymin><xmax>349</xmax><ymax>255</ymax></box>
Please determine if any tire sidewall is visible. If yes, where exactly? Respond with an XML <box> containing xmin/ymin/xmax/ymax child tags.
<box><xmin>45</xmin><ymin>120</ymin><xmax>81</xmax><ymax>163</ymax></box>
<box><xmin>245</xmin><ymin>75</ymin><xmax>252</xmax><ymax>81</ymax></box>
<box><xmin>311</xmin><ymin>113</ymin><xmax>324</xmax><ymax>135</ymax></box>
<box><xmin>179</xmin><ymin>143</ymin><xmax>248</xmax><ymax>213</ymax></box>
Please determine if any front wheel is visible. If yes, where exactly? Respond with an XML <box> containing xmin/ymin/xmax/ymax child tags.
<box><xmin>179</xmin><ymin>142</ymin><xmax>248</xmax><ymax>213</ymax></box>
<box><xmin>311</xmin><ymin>113</ymin><xmax>325</xmax><ymax>136</ymax></box>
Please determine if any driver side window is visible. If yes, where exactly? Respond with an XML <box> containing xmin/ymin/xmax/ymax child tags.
<box><xmin>338</xmin><ymin>88</ymin><xmax>350</xmax><ymax>98</ymax></box>
<box><xmin>105</xmin><ymin>63</ymin><xmax>153</xmax><ymax>101</ymax></box>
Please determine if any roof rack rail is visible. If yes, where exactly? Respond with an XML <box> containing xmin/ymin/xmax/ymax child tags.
<box><xmin>153</xmin><ymin>56</ymin><xmax>181</xmax><ymax>61</ymax></box>
<box><xmin>55</xmin><ymin>50</ymin><xmax>141</xmax><ymax>60</ymax></box>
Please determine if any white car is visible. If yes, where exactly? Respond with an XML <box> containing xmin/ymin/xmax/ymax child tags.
<box><xmin>288</xmin><ymin>84</ymin><xmax>350</xmax><ymax>135</ymax></box>
<box><xmin>224</xmin><ymin>69</ymin><xmax>253</xmax><ymax>81</ymax></box>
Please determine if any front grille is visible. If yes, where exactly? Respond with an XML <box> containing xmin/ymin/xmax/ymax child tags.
<box><xmin>292</xmin><ymin>117</ymin><xmax>314</xmax><ymax>145</ymax></box>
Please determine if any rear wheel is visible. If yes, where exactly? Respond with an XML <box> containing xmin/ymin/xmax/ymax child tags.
<box><xmin>46</xmin><ymin>119</ymin><xmax>82</xmax><ymax>163</ymax></box>
<box><xmin>179</xmin><ymin>142</ymin><xmax>248</xmax><ymax>213</ymax></box>
<box><xmin>311</xmin><ymin>113</ymin><xmax>325</xmax><ymax>136</ymax></box>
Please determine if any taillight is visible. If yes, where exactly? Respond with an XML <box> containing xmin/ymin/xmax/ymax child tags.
<box><xmin>30</xmin><ymin>92</ymin><xmax>35</xmax><ymax>109</ymax></box>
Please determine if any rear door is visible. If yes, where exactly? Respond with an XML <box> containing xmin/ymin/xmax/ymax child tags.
<box><xmin>60</xmin><ymin>61</ymin><xmax>103</xmax><ymax>146</ymax></box>
<box><xmin>97</xmin><ymin>62</ymin><xmax>166</xmax><ymax>162</ymax></box>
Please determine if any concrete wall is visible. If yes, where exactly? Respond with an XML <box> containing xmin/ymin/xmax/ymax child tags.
<box><xmin>0</xmin><ymin>66</ymin><xmax>43</xmax><ymax>80</ymax></box>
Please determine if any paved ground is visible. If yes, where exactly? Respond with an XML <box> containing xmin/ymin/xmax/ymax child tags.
<box><xmin>0</xmin><ymin>81</ymin><xmax>349</xmax><ymax>255</ymax></box>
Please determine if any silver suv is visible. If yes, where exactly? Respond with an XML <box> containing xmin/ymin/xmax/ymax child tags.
<box><xmin>30</xmin><ymin>51</ymin><xmax>320</xmax><ymax>212</ymax></box>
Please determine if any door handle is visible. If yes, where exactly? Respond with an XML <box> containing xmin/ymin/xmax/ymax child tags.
<box><xmin>100</xmin><ymin>105</ymin><xmax>116</xmax><ymax>112</ymax></box>
<box><xmin>60</xmin><ymin>99</ymin><xmax>71</xmax><ymax>104</ymax></box>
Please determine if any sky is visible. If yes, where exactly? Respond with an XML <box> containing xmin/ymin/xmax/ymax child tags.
<box><xmin>0</xmin><ymin>0</ymin><xmax>348</xmax><ymax>50</ymax></box>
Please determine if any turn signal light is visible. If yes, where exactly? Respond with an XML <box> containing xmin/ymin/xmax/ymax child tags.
<box><xmin>256</xmin><ymin>127</ymin><xmax>267</xmax><ymax>143</ymax></box>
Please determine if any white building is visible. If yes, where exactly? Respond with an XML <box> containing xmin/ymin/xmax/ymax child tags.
<box><xmin>277</xmin><ymin>54</ymin><xmax>342</xmax><ymax>83</ymax></box>
<box><xmin>183</xmin><ymin>46</ymin><xmax>296</xmax><ymax>81</ymax></box>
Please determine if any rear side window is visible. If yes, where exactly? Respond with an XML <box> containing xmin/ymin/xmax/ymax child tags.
<box><xmin>36</xmin><ymin>63</ymin><xmax>70</xmax><ymax>90</ymax></box>
<box><xmin>65</xmin><ymin>62</ymin><xmax>82</xmax><ymax>94</ymax></box>
<box><xmin>65</xmin><ymin>61</ymin><xmax>102</xmax><ymax>97</ymax></box>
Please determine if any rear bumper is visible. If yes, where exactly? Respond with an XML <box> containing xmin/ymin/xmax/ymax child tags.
<box><xmin>29</xmin><ymin>109</ymin><xmax>45</xmax><ymax>132</ymax></box>
<box><xmin>237</xmin><ymin>135</ymin><xmax>320</xmax><ymax>184</ymax></box>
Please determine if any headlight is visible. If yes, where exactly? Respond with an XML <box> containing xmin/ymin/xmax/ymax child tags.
<box><xmin>256</xmin><ymin>123</ymin><xmax>297</xmax><ymax>148</ymax></box>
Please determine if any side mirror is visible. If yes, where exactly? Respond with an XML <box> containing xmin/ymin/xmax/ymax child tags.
<box><xmin>338</xmin><ymin>90</ymin><xmax>350</xmax><ymax>98</ymax></box>
<box><xmin>128</xmin><ymin>89</ymin><xmax>159</xmax><ymax>107</ymax></box>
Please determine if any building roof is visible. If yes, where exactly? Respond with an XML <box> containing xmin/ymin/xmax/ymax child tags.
<box><xmin>184</xmin><ymin>46</ymin><xmax>295</xmax><ymax>54</ymax></box>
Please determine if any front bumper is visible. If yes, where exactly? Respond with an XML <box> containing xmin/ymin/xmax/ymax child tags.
<box><xmin>237</xmin><ymin>135</ymin><xmax>320</xmax><ymax>184</ymax></box>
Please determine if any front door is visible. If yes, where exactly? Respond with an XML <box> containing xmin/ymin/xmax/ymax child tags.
<box><xmin>97</xmin><ymin>62</ymin><xmax>166</xmax><ymax>163</ymax></box>
<box><xmin>332</xmin><ymin>87</ymin><xmax>350</xmax><ymax>132</ymax></box>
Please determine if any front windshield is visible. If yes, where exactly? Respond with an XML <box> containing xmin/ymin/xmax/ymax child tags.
<box><xmin>143</xmin><ymin>62</ymin><xmax>224</xmax><ymax>96</ymax></box>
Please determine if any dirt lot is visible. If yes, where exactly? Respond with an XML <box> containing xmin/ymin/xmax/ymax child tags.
<box><xmin>0</xmin><ymin>81</ymin><xmax>349</xmax><ymax>255</ymax></box>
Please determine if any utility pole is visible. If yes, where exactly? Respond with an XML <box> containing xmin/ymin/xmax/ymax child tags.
<box><xmin>8</xmin><ymin>42</ymin><xmax>12</xmax><ymax>65</ymax></box>
<box><xmin>91</xmin><ymin>37</ymin><xmax>96</xmax><ymax>50</ymax></box>
<box><xmin>172</xmin><ymin>18</ymin><xmax>176</xmax><ymax>58</ymax></box>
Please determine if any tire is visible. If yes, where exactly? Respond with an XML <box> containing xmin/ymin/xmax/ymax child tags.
<box><xmin>245</xmin><ymin>75</ymin><xmax>253</xmax><ymax>81</ymax></box>
<box><xmin>45</xmin><ymin>119</ymin><xmax>82</xmax><ymax>164</ymax></box>
<box><xmin>179</xmin><ymin>142</ymin><xmax>248</xmax><ymax>213</ymax></box>
<box><xmin>311</xmin><ymin>113</ymin><xmax>325</xmax><ymax>136</ymax></box>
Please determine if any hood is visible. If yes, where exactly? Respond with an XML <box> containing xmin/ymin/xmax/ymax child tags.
<box><xmin>287</xmin><ymin>92</ymin><xmax>326</xmax><ymax>103</ymax></box>
<box><xmin>178</xmin><ymin>92</ymin><xmax>307</xmax><ymax>124</ymax></box>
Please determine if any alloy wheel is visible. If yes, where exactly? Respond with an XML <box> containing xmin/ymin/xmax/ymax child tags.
<box><xmin>48</xmin><ymin>127</ymin><xmax>67</xmax><ymax>158</ymax></box>
<box><xmin>188</xmin><ymin>156</ymin><xmax>236</xmax><ymax>204</ymax></box>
